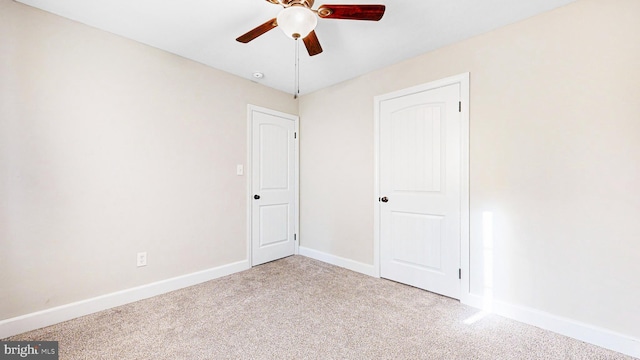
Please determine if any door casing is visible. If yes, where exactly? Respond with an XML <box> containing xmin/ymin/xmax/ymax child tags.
<box><xmin>246</xmin><ymin>104</ymin><xmax>299</xmax><ymax>266</ymax></box>
<box><xmin>373</xmin><ymin>73</ymin><xmax>470</xmax><ymax>300</ymax></box>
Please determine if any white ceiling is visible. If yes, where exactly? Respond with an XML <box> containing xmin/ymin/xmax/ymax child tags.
<box><xmin>17</xmin><ymin>0</ymin><xmax>576</xmax><ymax>95</ymax></box>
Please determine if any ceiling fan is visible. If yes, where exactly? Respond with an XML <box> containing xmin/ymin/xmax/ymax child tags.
<box><xmin>236</xmin><ymin>0</ymin><xmax>386</xmax><ymax>56</ymax></box>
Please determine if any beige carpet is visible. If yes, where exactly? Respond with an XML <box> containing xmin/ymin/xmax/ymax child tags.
<box><xmin>4</xmin><ymin>256</ymin><xmax>633</xmax><ymax>359</ymax></box>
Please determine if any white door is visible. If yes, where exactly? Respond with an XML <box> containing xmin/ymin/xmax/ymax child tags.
<box><xmin>249</xmin><ymin>106</ymin><xmax>297</xmax><ymax>266</ymax></box>
<box><xmin>378</xmin><ymin>82</ymin><xmax>462</xmax><ymax>299</ymax></box>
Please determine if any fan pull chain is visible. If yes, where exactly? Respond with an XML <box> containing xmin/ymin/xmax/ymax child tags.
<box><xmin>294</xmin><ymin>38</ymin><xmax>300</xmax><ymax>99</ymax></box>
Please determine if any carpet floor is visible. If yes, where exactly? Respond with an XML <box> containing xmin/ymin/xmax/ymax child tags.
<box><xmin>4</xmin><ymin>255</ymin><xmax>634</xmax><ymax>359</ymax></box>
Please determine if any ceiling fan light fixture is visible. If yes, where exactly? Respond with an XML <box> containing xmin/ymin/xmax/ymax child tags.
<box><xmin>277</xmin><ymin>6</ymin><xmax>317</xmax><ymax>40</ymax></box>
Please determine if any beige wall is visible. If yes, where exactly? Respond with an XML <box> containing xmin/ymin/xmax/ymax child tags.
<box><xmin>0</xmin><ymin>0</ymin><xmax>297</xmax><ymax>320</ymax></box>
<box><xmin>300</xmin><ymin>0</ymin><xmax>640</xmax><ymax>338</ymax></box>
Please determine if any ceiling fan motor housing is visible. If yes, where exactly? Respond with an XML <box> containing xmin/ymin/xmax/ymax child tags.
<box><xmin>281</xmin><ymin>0</ymin><xmax>315</xmax><ymax>8</ymax></box>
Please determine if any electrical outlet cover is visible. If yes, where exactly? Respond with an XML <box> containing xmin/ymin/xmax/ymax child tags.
<box><xmin>137</xmin><ymin>252</ymin><xmax>147</xmax><ymax>267</ymax></box>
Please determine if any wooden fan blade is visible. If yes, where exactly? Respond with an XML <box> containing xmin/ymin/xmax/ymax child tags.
<box><xmin>317</xmin><ymin>4</ymin><xmax>385</xmax><ymax>21</ymax></box>
<box><xmin>303</xmin><ymin>30</ymin><xmax>323</xmax><ymax>56</ymax></box>
<box><xmin>236</xmin><ymin>18</ymin><xmax>278</xmax><ymax>43</ymax></box>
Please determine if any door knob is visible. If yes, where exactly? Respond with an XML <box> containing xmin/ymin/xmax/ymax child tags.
<box><xmin>380</xmin><ymin>196</ymin><xmax>389</xmax><ymax>203</ymax></box>
<box><xmin>254</xmin><ymin>194</ymin><xmax>260</xmax><ymax>200</ymax></box>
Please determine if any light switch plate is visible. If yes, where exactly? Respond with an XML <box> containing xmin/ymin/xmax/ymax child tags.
<box><xmin>236</xmin><ymin>164</ymin><xmax>244</xmax><ymax>176</ymax></box>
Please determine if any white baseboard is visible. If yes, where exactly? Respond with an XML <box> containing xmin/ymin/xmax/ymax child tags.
<box><xmin>0</xmin><ymin>259</ymin><xmax>250</xmax><ymax>339</ymax></box>
<box><xmin>298</xmin><ymin>246</ymin><xmax>377</xmax><ymax>277</ymax></box>
<box><xmin>463</xmin><ymin>294</ymin><xmax>640</xmax><ymax>358</ymax></box>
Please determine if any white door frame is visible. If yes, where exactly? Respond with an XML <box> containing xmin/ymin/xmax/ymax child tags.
<box><xmin>246</xmin><ymin>104</ymin><xmax>300</xmax><ymax>266</ymax></box>
<box><xmin>373</xmin><ymin>73</ymin><xmax>470</xmax><ymax>301</ymax></box>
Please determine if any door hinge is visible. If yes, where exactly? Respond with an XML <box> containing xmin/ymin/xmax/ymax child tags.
<box><xmin>294</xmin><ymin>234</ymin><xmax>297</xmax><ymax>241</ymax></box>
<box><xmin>458</xmin><ymin>268</ymin><xmax>462</xmax><ymax>279</ymax></box>
<box><xmin>458</xmin><ymin>101</ymin><xmax>462</xmax><ymax>112</ymax></box>
<box><xmin>294</xmin><ymin>132</ymin><xmax>297</xmax><ymax>139</ymax></box>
